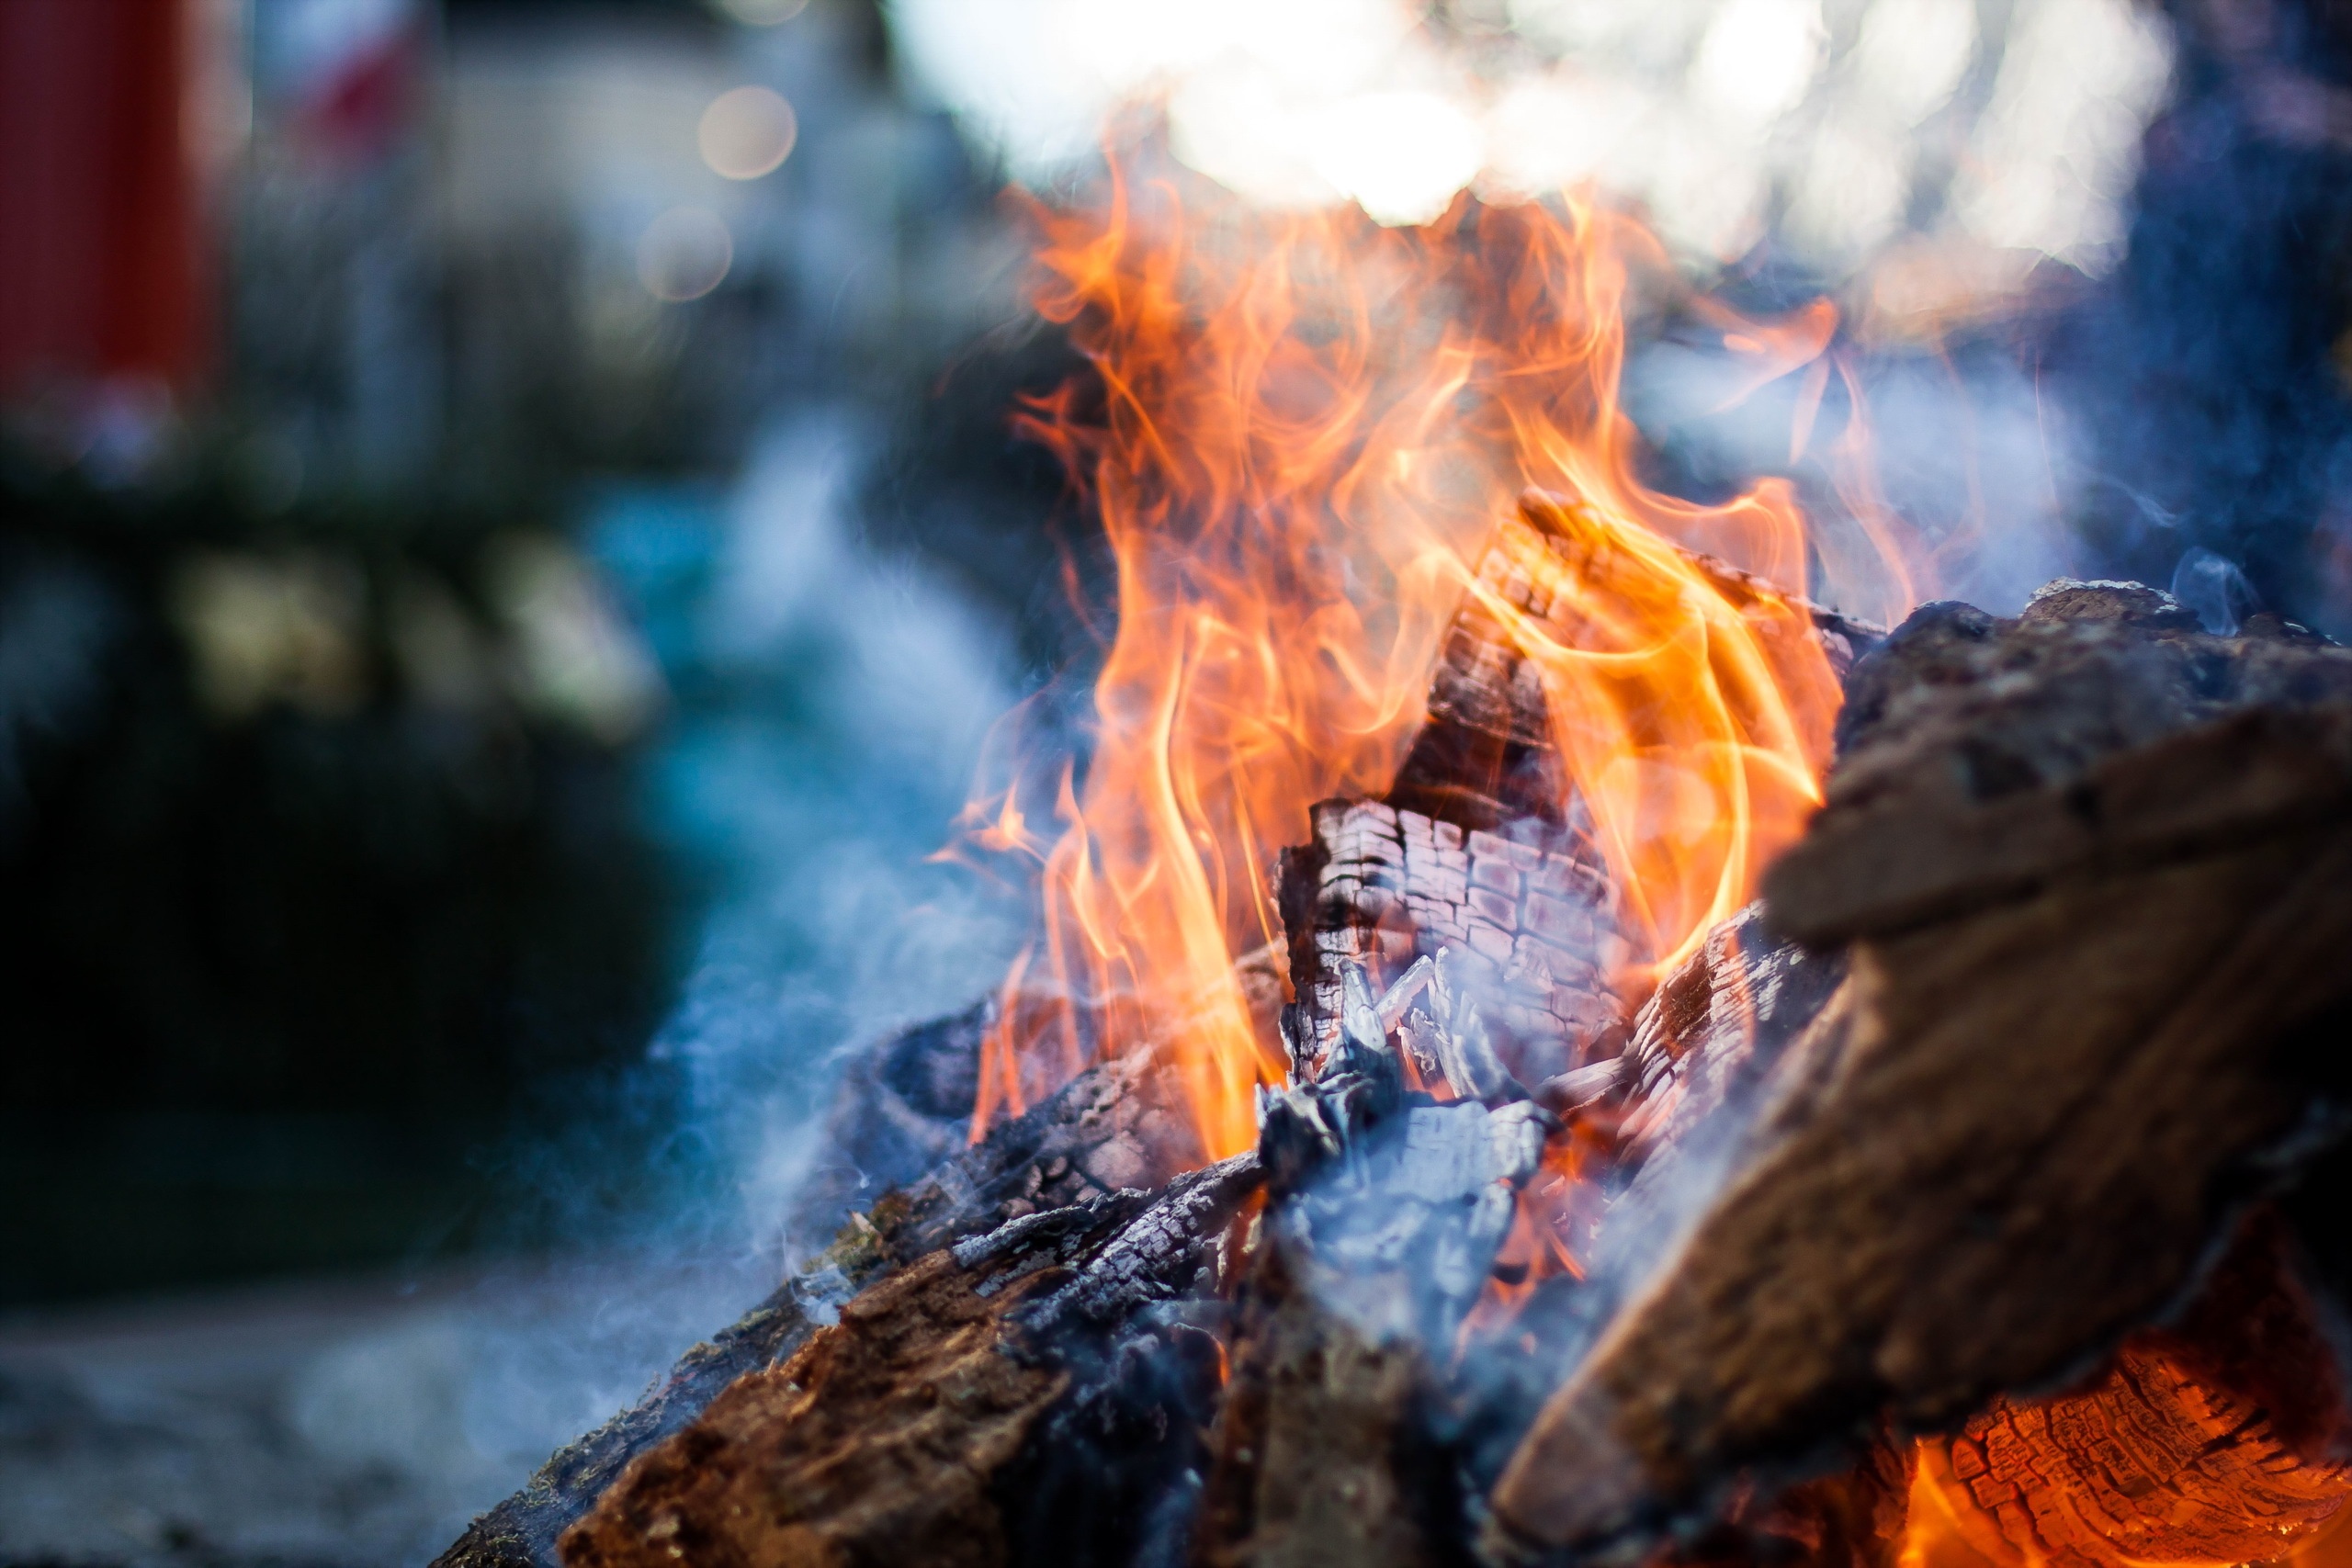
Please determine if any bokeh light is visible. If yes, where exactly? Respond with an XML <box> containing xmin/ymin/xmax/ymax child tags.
<box><xmin>637</xmin><ymin>206</ymin><xmax>733</xmax><ymax>300</ymax></box>
<box><xmin>714</xmin><ymin>0</ymin><xmax>811</xmax><ymax>25</ymax></box>
<box><xmin>698</xmin><ymin>85</ymin><xmax>797</xmax><ymax>180</ymax></box>
<box><xmin>887</xmin><ymin>0</ymin><xmax>2177</xmax><ymax>300</ymax></box>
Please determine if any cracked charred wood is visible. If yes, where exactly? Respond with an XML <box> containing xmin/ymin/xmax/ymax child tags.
<box><xmin>994</xmin><ymin>1156</ymin><xmax>1264</xmax><ymax>1568</ymax></box>
<box><xmin>562</xmin><ymin>1164</ymin><xmax>1263</xmax><ymax>1568</ymax></box>
<box><xmin>867</xmin><ymin>1037</ymin><xmax>1211</xmax><ymax>1270</ymax></box>
<box><xmin>1290</xmin><ymin>490</ymin><xmax>1873</xmax><ymax>1100</ymax></box>
<box><xmin>1608</xmin><ymin>904</ymin><xmax>1845</xmax><ymax>1168</ymax></box>
<box><xmin>1485</xmin><ymin>585</ymin><xmax>2352</xmax><ymax>1562</ymax></box>
<box><xmin>1278</xmin><ymin>798</ymin><xmax>1622</xmax><ymax>1093</ymax></box>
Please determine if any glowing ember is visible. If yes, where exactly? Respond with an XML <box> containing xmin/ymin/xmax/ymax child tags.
<box><xmin>961</xmin><ymin>163</ymin><xmax>1916</xmax><ymax>1160</ymax></box>
<box><xmin>1900</xmin><ymin>1342</ymin><xmax>2352</xmax><ymax>1568</ymax></box>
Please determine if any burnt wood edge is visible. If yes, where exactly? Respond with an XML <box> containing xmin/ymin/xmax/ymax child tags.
<box><xmin>429</xmin><ymin>1034</ymin><xmax>1171</xmax><ymax>1568</ymax></box>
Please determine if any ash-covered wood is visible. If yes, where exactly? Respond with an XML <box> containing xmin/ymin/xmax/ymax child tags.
<box><xmin>1611</xmin><ymin>904</ymin><xmax>1845</xmax><ymax>1168</ymax></box>
<box><xmin>1487</xmin><ymin>584</ymin><xmax>2352</xmax><ymax>1559</ymax></box>
<box><xmin>1195</xmin><ymin>959</ymin><xmax>1561</xmax><ymax>1568</ymax></box>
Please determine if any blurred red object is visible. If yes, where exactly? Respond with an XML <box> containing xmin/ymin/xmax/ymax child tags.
<box><xmin>0</xmin><ymin>0</ymin><xmax>209</xmax><ymax>398</ymax></box>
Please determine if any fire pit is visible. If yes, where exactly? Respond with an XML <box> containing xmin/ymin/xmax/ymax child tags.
<box><xmin>435</xmin><ymin>180</ymin><xmax>2352</xmax><ymax>1568</ymax></box>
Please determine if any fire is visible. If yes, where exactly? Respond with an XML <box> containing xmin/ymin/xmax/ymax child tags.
<box><xmin>963</xmin><ymin>159</ymin><xmax>1917</xmax><ymax>1159</ymax></box>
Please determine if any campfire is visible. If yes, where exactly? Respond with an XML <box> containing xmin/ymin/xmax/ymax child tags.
<box><xmin>436</xmin><ymin>174</ymin><xmax>2352</xmax><ymax>1568</ymax></box>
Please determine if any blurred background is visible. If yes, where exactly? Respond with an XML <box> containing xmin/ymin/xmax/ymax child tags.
<box><xmin>4</xmin><ymin>0</ymin><xmax>2350</xmax><ymax>1562</ymax></box>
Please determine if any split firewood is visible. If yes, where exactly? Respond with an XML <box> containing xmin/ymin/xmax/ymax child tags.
<box><xmin>1772</xmin><ymin>582</ymin><xmax>2352</xmax><ymax>944</ymax></box>
<box><xmin>1486</xmin><ymin>584</ymin><xmax>2352</xmax><ymax>1560</ymax></box>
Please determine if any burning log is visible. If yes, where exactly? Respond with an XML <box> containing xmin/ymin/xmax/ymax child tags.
<box><xmin>1487</xmin><ymin>583</ymin><xmax>2352</xmax><ymax>1560</ymax></box>
<box><xmin>1276</xmin><ymin>799</ymin><xmax>1622</xmax><ymax>1095</ymax></box>
<box><xmin>558</xmin><ymin>1248</ymin><xmax>1074</xmax><ymax>1568</ymax></box>
<box><xmin>1197</xmin><ymin>960</ymin><xmax>1560</xmax><ymax>1568</ymax></box>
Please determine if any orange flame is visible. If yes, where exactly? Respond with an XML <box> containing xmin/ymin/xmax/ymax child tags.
<box><xmin>965</xmin><ymin>164</ymin><xmax>1917</xmax><ymax>1159</ymax></box>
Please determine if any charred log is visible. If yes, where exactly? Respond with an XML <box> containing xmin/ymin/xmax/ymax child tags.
<box><xmin>431</xmin><ymin>1283</ymin><xmax>828</xmax><ymax>1568</ymax></box>
<box><xmin>560</xmin><ymin>1247</ymin><xmax>1073</xmax><ymax>1568</ymax></box>
<box><xmin>1276</xmin><ymin>799</ymin><xmax>1620</xmax><ymax>1094</ymax></box>
<box><xmin>434</xmin><ymin>1028</ymin><xmax>1209</xmax><ymax>1568</ymax></box>
<box><xmin>560</xmin><ymin>1159</ymin><xmax>1261</xmax><ymax>1568</ymax></box>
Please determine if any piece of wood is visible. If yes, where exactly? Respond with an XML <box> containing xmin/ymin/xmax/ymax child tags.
<box><xmin>1391</xmin><ymin>491</ymin><xmax>1877</xmax><ymax>833</ymax></box>
<box><xmin>1610</xmin><ymin>904</ymin><xmax>1845</xmax><ymax>1168</ymax></box>
<box><xmin>1193</xmin><ymin>1234</ymin><xmax>1446</xmax><ymax>1568</ymax></box>
<box><xmin>1487</xmin><ymin>810</ymin><xmax>2352</xmax><ymax>1557</ymax></box>
<box><xmin>432</xmin><ymin>1285</ymin><xmax>825</xmax><ymax>1568</ymax></box>
<box><xmin>1278</xmin><ymin>797</ymin><xmax>1622</xmax><ymax>1092</ymax></box>
<box><xmin>1773</xmin><ymin>586</ymin><xmax>2352</xmax><ymax>946</ymax></box>
<box><xmin>560</xmin><ymin>1249</ymin><xmax>1071</xmax><ymax>1568</ymax></box>
<box><xmin>1485</xmin><ymin>584</ymin><xmax>2352</xmax><ymax>1561</ymax></box>
<box><xmin>435</xmin><ymin>1034</ymin><xmax>1212</xmax><ymax>1568</ymax></box>
<box><xmin>561</xmin><ymin>1159</ymin><xmax>1262</xmax><ymax>1568</ymax></box>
